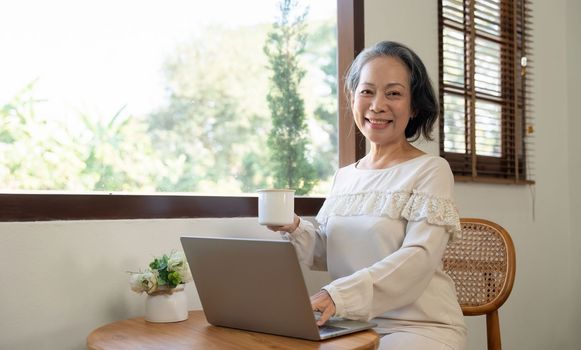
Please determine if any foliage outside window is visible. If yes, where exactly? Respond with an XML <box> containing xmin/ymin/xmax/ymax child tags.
<box><xmin>0</xmin><ymin>0</ymin><xmax>337</xmax><ymax>197</ymax></box>
<box><xmin>0</xmin><ymin>0</ymin><xmax>365</xmax><ymax>221</ymax></box>
<box><xmin>264</xmin><ymin>1</ymin><xmax>318</xmax><ymax>194</ymax></box>
<box><xmin>438</xmin><ymin>0</ymin><xmax>534</xmax><ymax>183</ymax></box>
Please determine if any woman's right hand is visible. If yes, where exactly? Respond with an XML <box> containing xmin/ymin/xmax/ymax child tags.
<box><xmin>266</xmin><ymin>214</ymin><xmax>300</xmax><ymax>233</ymax></box>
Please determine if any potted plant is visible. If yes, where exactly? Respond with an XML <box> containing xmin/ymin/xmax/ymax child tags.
<box><xmin>129</xmin><ymin>251</ymin><xmax>192</xmax><ymax>322</ymax></box>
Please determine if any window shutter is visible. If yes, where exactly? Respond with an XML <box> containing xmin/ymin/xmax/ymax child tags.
<box><xmin>439</xmin><ymin>0</ymin><xmax>534</xmax><ymax>184</ymax></box>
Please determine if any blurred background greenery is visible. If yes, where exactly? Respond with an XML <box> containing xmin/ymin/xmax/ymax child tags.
<box><xmin>0</xmin><ymin>0</ymin><xmax>338</xmax><ymax>196</ymax></box>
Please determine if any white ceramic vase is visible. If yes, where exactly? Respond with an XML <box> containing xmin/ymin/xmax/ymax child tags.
<box><xmin>145</xmin><ymin>284</ymin><xmax>188</xmax><ymax>323</ymax></box>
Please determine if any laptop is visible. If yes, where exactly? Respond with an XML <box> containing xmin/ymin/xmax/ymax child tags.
<box><xmin>180</xmin><ymin>236</ymin><xmax>377</xmax><ymax>341</ymax></box>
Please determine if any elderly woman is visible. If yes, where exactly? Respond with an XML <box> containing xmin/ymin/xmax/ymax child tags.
<box><xmin>268</xmin><ymin>41</ymin><xmax>466</xmax><ymax>350</ymax></box>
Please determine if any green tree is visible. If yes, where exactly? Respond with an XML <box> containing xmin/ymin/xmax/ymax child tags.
<box><xmin>147</xmin><ymin>26</ymin><xmax>272</xmax><ymax>193</ymax></box>
<box><xmin>0</xmin><ymin>81</ymin><xmax>86</xmax><ymax>190</ymax></box>
<box><xmin>304</xmin><ymin>19</ymin><xmax>338</xmax><ymax>181</ymax></box>
<box><xmin>264</xmin><ymin>0</ymin><xmax>317</xmax><ymax>195</ymax></box>
<box><xmin>0</xmin><ymin>80</ymin><xmax>160</xmax><ymax>192</ymax></box>
<box><xmin>2</xmin><ymin>5</ymin><xmax>339</xmax><ymax>195</ymax></box>
<box><xmin>77</xmin><ymin>105</ymin><xmax>159</xmax><ymax>192</ymax></box>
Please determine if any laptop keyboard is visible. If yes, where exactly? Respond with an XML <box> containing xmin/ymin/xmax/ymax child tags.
<box><xmin>314</xmin><ymin>312</ymin><xmax>349</xmax><ymax>336</ymax></box>
<box><xmin>318</xmin><ymin>324</ymin><xmax>347</xmax><ymax>336</ymax></box>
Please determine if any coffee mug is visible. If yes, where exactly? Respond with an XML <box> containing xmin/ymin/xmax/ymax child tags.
<box><xmin>257</xmin><ymin>189</ymin><xmax>295</xmax><ymax>226</ymax></box>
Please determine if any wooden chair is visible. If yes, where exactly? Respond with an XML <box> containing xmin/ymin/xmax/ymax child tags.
<box><xmin>442</xmin><ymin>218</ymin><xmax>516</xmax><ymax>350</ymax></box>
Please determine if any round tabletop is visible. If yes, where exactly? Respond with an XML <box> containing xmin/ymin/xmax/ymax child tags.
<box><xmin>87</xmin><ymin>310</ymin><xmax>379</xmax><ymax>350</ymax></box>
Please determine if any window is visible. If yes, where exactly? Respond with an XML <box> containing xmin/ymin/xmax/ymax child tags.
<box><xmin>0</xmin><ymin>0</ymin><xmax>365</xmax><ymax>221</ymax></box>
<box><xmin>438</xmin><ymin>0</ymin><xmax>533</xmax><ymax>183</ymax></box>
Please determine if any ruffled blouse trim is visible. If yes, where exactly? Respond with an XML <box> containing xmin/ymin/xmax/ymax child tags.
<box><xmin>315</xmin><ymin>190</ymin><xmax>462</xmax><ymax>240</ymax></box>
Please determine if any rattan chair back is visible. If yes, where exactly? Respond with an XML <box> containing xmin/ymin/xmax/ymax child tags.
<box><xmin>443</xmin><ymin>218</ymin><xmax>516</xmax><ymax>350</ymax></box>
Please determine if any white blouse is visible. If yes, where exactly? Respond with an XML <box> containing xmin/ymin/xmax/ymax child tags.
<box><xmin>282</xmin><ymin>154</ymin><xmax>467</xmax><ymax>349</ymax></box>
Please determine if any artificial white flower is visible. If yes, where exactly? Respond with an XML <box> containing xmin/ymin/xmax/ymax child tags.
<box><xmin>129</xmin><ymin>271</ymin><xmax>158</xmax><ymax>294</ymax></box>
<box><xmin>167</xmin><ymin>251</ymin><xmax>186</xmax><ymax>272</ymax></box>
<box><xmin>167</xmin><ymin>251</ymin><xmax>193</xmax><ymax>283</ymax></box>
<box><xmin>129</xmin><ymin>273</ymin><xmax>145</xmax><ymax>293</ymax></box>
<box><xmin>181</xmin><ymin>264</ymin><xmax>193</xmax><ymax>283</ymax></box>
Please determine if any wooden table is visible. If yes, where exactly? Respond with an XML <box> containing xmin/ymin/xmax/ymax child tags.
<box><xmin>87</xmin><ymin>310</ymin><xmax>379</xmax><ymax>350</ymax></box>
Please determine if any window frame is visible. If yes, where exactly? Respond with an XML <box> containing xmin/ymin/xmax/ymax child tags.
<box><xmin>438</xmin><ymin>0</ymin><xmax>534</xmax><ymax>185</ymax></box>
<box><xmin>0</xmin><ymin>0</ymin><xmax>365</xmax><ymax>222</ymax></box>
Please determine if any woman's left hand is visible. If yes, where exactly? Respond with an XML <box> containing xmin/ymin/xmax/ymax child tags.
<box><xmin>310</xmin><ymin>289</ymin><xmax>336</xmax><ymax>326</ymax></box>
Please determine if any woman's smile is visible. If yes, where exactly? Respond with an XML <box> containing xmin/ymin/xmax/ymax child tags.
<box><xmin>365</xmin><ymin>117</ymin><xmax>393</xmax><ymax>129</ymax></box>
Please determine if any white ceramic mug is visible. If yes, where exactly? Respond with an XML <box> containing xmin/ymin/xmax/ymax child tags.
<box><xmin>257</xmin><ymin>189</ymin><xmax>295</xmax><ymax>226</ymax></box>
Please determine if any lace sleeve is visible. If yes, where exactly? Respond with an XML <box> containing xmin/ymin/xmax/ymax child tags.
<box><xmin>315</xmin><ymin>190</ymin><xmax>462</xmax><ymax>240</ymax></box>
<box><xmin>402</xmin><ymin>191</ymin><xmax>462</xmax><ymax>240</ymax></box>
<box><xmin>315</xmin><ymin>191</ymin><xmax>411</xmax><ymax>225</ymax></box>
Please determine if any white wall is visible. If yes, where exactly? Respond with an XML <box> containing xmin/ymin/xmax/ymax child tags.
<box><xmin>1</xmin><ymin>1</ymin><xmax>580</xmax><ymax>349</ymax></box>
<box><xmin>567</xmin><ymin>0</ymin><xmax>581</xmax><ymax>347</ymax></box>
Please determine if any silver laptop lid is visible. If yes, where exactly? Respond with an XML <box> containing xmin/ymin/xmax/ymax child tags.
<box><xmin>180</xmin><ymin>236</ymin><xmax>322</xmax><ymax>340</ymax></box>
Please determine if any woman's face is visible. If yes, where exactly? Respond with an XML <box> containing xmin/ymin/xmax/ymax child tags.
<box><xmin>351</xmin><ymin>56</ymin><xmax>413</xmax><ymax>147</ymax></box>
